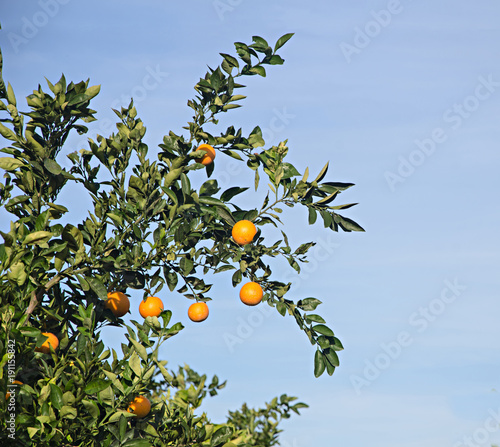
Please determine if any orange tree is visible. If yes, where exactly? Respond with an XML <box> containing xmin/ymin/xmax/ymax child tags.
<box><xmin>0</xmin><ymin>33</ymin><xmax>363</xmax><ymax>446</ymax></box>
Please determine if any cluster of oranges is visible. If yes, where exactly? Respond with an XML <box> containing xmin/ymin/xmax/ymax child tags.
<box><xmin>30</xmin><ymin>144</ymin><xmax>265</xmax><ymax>419</ymax></box>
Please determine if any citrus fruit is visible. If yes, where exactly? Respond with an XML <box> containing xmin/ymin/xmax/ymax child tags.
<box><xmin>35</xmin><ymin>332</ymin><xmax>59</xmax><ymax>354</ymax></box>
<box><xmin>5</xmin><ymin>380</ymin><xmax>23</xmax><ymax>400</ymax></box>
<box><xmin>127</xmin><ymin>395</ymin><xmax>151</xmax><ymax>418</ymax></box>
<box><xmin>240</xmin><ymin>282</ymin><xmax>263</xmax><ymax>306</ymax></box>
<box><xmin>232</xmin><ymin>220</ymin><xmax>257</xmax><ymax>245</ymax></box>
<box><xmin>195</xmin><ymin>143</ymin><xmax>216</xmax><ymax>165</ymax></box>
<box><xmin>188</xmin><ymin>302</ymin><xmax>209</xmax><ymax>322</ymax></box>
<box><xmin>139</xmin><ymin>296</ymin><xmax>164</xmax><ymax>318</ymax></box>
<box><xmin>105</xmin><ymin>291</ymin><xmax>130</xmax><ymax>317</ymax></box>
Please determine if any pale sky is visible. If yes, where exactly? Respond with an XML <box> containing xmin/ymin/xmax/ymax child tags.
<box><xmin>1</xmin><ymin>1</ymin><xmax>500</xmax><ymax>446</ymax></box>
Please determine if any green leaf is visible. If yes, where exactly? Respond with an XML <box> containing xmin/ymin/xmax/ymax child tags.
<box><xmin>0</xmin><ymin>157</ymin><xmax>24</xmax><ymax>171</ymax></box>
<box><xmin>316</xmin><ymin>191</ymin><xmax>338</xmax><ymax>206</ymax></box>
<box><xmin>166</xmin><ymin>270</ymin><xmax>178</xmax><ymax>292</ymax></box>
<box><xmin>334</xmin><ymin>214</ymin><xmax>365</xmax><ymax>232</ymax></box>
<box><xmin>313</xmin><ymin>324</ymin><xmax>334</xmax><ymax>337</ymax></box>
<box><xmin>211</xmin><ymin>426</ymin><xmax>233</xmax><ymax>447</ymax></box>
<box><xmin>19</xmin><ymin>326</ymin><xmax>40</xmax><ymax>337</ymax></box>
<box><xmin>87</xmin><ymin>277</ymin><xmax>108</xmax><ymax>300</ymax></box>
<box><xmin>314</xmin><ymin>162</ymin><xmax>329</xmax><ymax>183</ymax></box>
<box><xmin>308</xmin><ymin>207</ymin><xmax>317</xmax><ymax>225</ymax></box>
<box><xmin>314</xmin><ymin>350</ymin><xmax>325</xmax><ymax>378</ymax></box>
<box><xmin>332</xmin><ymin>337</ymin><xmax>344</xmax><ymax>351</ymax></box>
<box><xmin>49</xmin><ymin>383</ymin><xmax>64</xmax><ymax>410</ymax></box>
<box><xmin>324</xmin><ymin>347</ymin><xmax>340</xmax><ymax>367</ymax></box>
<box><xmin>267</xmin><ymin>55</ymin><xmax>285</xmax><ymax>65</ymax></box>
<box><xmin>181</xmin><ymin>173</ymin><xmax>191</xmax><ymax>195</ymax></box>
<box><xmin>123</xmin><ymin>440</ymin><xmax>152</xmax><ymax>447</ymax></box>
<box><xmin>222</xmin><ymin>150</ymin><xmax>243</xmax><ymax>161</ymax></box>
<box><xmin>60</xmin><ymin>405</ymin><xmax>77</xmax><ymax>419</ymax></box>
<box><xmin>231</xmin><ymin>269</ymin><xmax>242</xmax><ymax>287</ymax></box>
<box><xmin>249</xmin><ymin>66</ymin><xmax>266</xmax><ymax>77</ymax></box>
<box><xmin>282</xmin><ymin>162</ymin><xmax>300</xmax><ymax>179</ymax></box>
<box><xmin>276</xmin><ymin>301</ymin><xmax>287</xmax><ymax>316</ymax></box>
<box><xmin>180</xmin><ymin>256</ymin><xmax>193</xmax><ymax>274</ymax></box>
<box><xmin>23</xmin><ymin>231</ymin><xmax>53</xmax><ymax>246</ymax></box>
<box><xmin>84</xmin><ymin>84</ymin><xmax>101</xmax><ymax>99</ymax></box>
<box><xmin>222</xmin><ymin>104</ymin><xmax>241</xmax><ymax>111</ymax></box>
<box><xmin>199</xmin><ymin>196</ymin><xmax>226</xmax><ymax>208</ymax></box>
<box><xmin>7</xmin><ymin>262</ymin><xmax>27</xmax><ymax>286</ymax></box>
<box><xmin>304</xmin><ymin>314</ymin><xmax>326</xmax><ymax>324</ymax></box>
<box><xmin>220</xmin><ymin>53</ymin><xmax>239</xmax><ymax>71</ymax></box>
<box><xmin>297</xmin><ymin>297</ymin><xmax>322</xmax><ymax>311</ymax></box>
<box><xmin>0</xmin><ymin>123</ymin><xmax>17</xmax><ymax>141</ymax></box>
<box><xmin>84</xmin><ymin>379</ymin><xmax>109</xmax><ymax>395</ymax></box>
<box><xmin>44</xmin><ymin>158</ymin><xmax>62</xmax><ymax>175</ymax></box>
<box><xmin>252</xmin><ymin>35</ymin><xmax>269</xmax><ymax>48</ymax></box>
<box><xmin>248</xmin><ymin>126</ymin><xmax>265</xmax><ymax>148</ymax></box>
<box><xmin>82</xmin><ymin>399</ymin><xmax>100</xmax><ymax>418</ymax></box>
<box><xmin>129</xmin><ymin>350</ymin><xmax>142</xmax><ymax>377</ymax></box>
<box><xmin>128</xmin><ymin>337</ymin><xmax>148</xmax><ymax>363</ymax></box>
<box><xmin>6</xmin><ymin>82</ymin><xmax>16</xmax><ymax>106</ymax></box>
<box><xmin>220</xmin><ymin>187</ymin><xmax>248</xmax><ymax>202</ymax></box>
<box><xmin>331</xmin><ymin>202</ymin><xmax>358</xmax><ymax>210</ymax></box>
<box><xmin>274</xmin><ymin>33</ymin><xmax>294</xmax><ymax>52</ymax></box>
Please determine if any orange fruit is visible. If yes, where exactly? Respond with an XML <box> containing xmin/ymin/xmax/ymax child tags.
<box><xmin>232</xmin><ymin>220</ymin><xmax>257</xmax><ymax>245</ymax></box>
<box><xmin>240</xmin><ymin>282</ymin><xmax>263</xmax><ymax>306</ymax></box>
<box><xmin>5</xmin><ymin>380</ymin><xmax>23</xmax><ymax>400</ymax></box>
<box><xmin>195</xmin><ymin>143</ymin><xmax>216</xmax><ymax>165</ymax></box>
<box><xmin>127</xmin><ymin>395</ymin><xmax>151</xmax><ymax>418</ymax></box>
<box><xmin>139</xmin><ymin>296</ymin><xmax>164</xmax><ymax>318</ymax></box>
<box><xmin>105</xmin><ymin>291</ymin><xmax>130</xmax><ymax>317</ymax></box>
<box><xmin>35</xmin><ymin>332</ymin><xmax>59</xmax><ymax>354</ymax></box>
<box><xmin>188</xmin><ymin>302</ymin><xmax>209</xmax><ymax>322</ymax></box>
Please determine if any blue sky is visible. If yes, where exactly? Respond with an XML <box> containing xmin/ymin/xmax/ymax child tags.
<box><xmin>1</xmin><ymin>1</ymin><xmax>500</xmax><ymax>446</ymax></box>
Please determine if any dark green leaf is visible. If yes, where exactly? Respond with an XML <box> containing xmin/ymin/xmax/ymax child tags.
<box><xmin>274</xmin><ymin>33</ymin><xmax>294</xmax><ymax>52</ymax></box>
<box><xmin>297</xmin><ymin>297</ymin><xmax>322</xmax><ymax>311</ymax></box>
<box><xmin>220</xmin><ymin>187</ymin><xmax>248</xmax><ymax>202</ymax></box>
<box><xmin>84</xmin><ymin>379</ymin><xmax>109</xmax><ymax>395</ymax></box>
<box><xmin>44</xmin><ymin>159</ymin><xmax>62</xmax><ymax>175</ymax></box>
<box><xmin>50</xmin><ymin>383</ymin><xmax>64</xmax><ymax>410</ymax></box>
<box><xmin>314</xmin><ymin>350</ymin><xmax>325</xmax><ymax>378</ymax></box>
<box><xmin>87</xmin><ymin>277</ymin><xmax>108</xmax><ymax>300</ymax></box>
<box><xmin>308</xmin><ymin>207</ymin><xmax>317</xmax><ymax>225</ymax></box>
<box><xmin>334</xmin><ymin>214</ymin><xmax>365</xmax><ymax>232</ymax></box>
<box><xmin>313</xmin><ymin>324</ymin><xmax>334</xmax><ymax>337</ymax></box>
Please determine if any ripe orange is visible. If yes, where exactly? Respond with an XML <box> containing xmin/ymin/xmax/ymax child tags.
<box><xmin>127</xmin><ymin>395</ymin><xmax>151</xmax><ymax>418</ymax></box>
<box><xmin>188</xmin><ymin>302</ymin><xmax>209</xmax><ymax>322</ymax></box>
<box><xmin>35</xmin><ymin>332</ymin><xmax>59</xmax><ymax>354</ymax></box>
<box><xmin>5</xmin><ymin>380</ymin><xmax>23</xmax><ymax>400</ymax></box>
<box><xmin>105</xmin><ymin>291</ymin><xmax>130</xmax><ymax>317</ymax></box>
<box><xmin>139</xmin><ymin>296</ymin><xmax>164</xmax><ymax>318</ymax></box>
<box><xmin>240</xmin><ymin>282</ymin><xmax>263</xmax><ymax>306</ymax></box>
<box><xmin>195</xmin><ymin>143</ymin><xmax>216</xmax><ymax>165</ymax></box>
<box><xmin>232</xmin><ymin>220</ymin><xmax>257</xmax><ymax>245</ymax></box>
